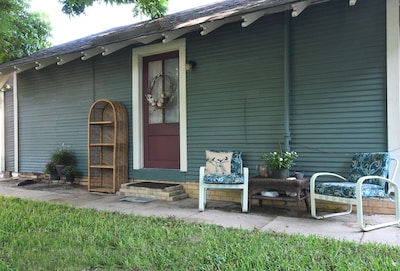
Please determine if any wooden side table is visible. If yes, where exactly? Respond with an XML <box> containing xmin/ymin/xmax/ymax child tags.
<box><xmin>249</xmin><ymin>176</ymin><xmax>309</xmax><ymax>215</ymax></box>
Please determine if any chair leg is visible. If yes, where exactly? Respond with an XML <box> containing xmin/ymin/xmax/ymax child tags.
<box><xmin>320</xmin><ymin>205</ymin><xmax>353</xmax><ymax>219</ymax></box>
<box><xmin>357</xmin><ymin>188</ymin><xmax>400</xmax><ymax>231</ymax></box>
<box><xmin>241</xmin><ymin>188</ymin><xmax>248</xmax><ymax>213</ymax></box>
<box><xmin>310</xmin><ymin>196</ymin><xmax>321</xmax><ymax>219</ymax></box>
<box><xmin>199</xmin><ymin>187</ymin><xmax>206</xmax><ymax>212</ymax></box>
<box><xmin>203</xmin><ymin>188</ymin><xmax>207</xmax><ymax>208</ymax></box>
<box><xmin>311</xmin><ymin>196</ymin><xmax>352</xmax><ymax>219</ymax></box>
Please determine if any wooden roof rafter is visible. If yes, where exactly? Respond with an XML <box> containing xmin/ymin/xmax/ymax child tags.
<box><xmin>101</xmin><ymin>39</ymin><xmax>138</xmax><ymax>56</ymax></box>
<box><xmin>162</xmin><ymin>27</ymin><xmax>196</xmax><ymax>43</ymax></box>
<box><xmin>241</xmin><ymin>4</ymin><xmax>287</xmax><ymax>27</ymax></box>
<box><xmin>134</xmin><ymin>33</ymin><xmax>163</xmax><ymax>44</ymax></box>
<box><xmin>81</xmin><ymin>47</ymin><xmax>105</xmax><ymax>60</ymax></box>
<box><xmin>349</xmin><ymin>0</ymin><xmax>357</xmax><ymax>6</ymax></box>
<box><xmin>0</xmin><ymin>66</ymin><xmax>17</xmax><ymax>75</ymax></box>
<box><xmin>200</xmin><ymin>16</ymin><xmax>238</xmax><ymax>35</ymax></box>
<box><xmin>13</xmin><ymin>62</ymin><xmax>38</xmax><ymax>73</ymax></box>
<box><xmin>35</xmin><ymin>58</ymin><xmax>58</xmax><ymax>70</ymax></box>
<box><xmin>57</xmin><ymin>51</ymin><xmax>84</xmax><ymax>65</ymax></box>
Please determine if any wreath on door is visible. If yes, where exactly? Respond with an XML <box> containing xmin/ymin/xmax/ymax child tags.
<box><xmin>145</xmin><ymin>74</ymin><xmax>176</xmax><ymax>109</ymax></box>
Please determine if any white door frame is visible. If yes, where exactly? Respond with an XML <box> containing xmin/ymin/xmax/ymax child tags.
<box><xmin>132</xmin><ymin>39</ymin><xmax>187</xmax><ymax>171</ymax></box>
<box><xmin>387</xmin><ymin>0</ymin><xmax>400</xmax><ymax>182</ymax></box>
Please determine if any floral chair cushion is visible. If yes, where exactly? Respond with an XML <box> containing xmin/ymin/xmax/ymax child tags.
<box><xmin>316</xmin><ymin>152</ymin><xmax>390</xmax><ymax>198</ymax></box>
<box><xmin>203</xmin><ymin>150</ymin><xmax>244</xmax><ymax>184</ymax></box>
<box><xmin>230</xmin><ymin>151</ymin><xmax>243</xmax><ymax>175</ymax></box>
<box><xmin>348</xmin><ymin>152</ymin><xmax>390</xmax><ymax>185</ymax></box>
<box><xmin>315</xmin><ymin>182</ymin><xmax>385</xmax><ymax>198</ymax></box>
<box><xmin>203</xmin><ymin>173</ymin><xmax>245</xmax><ymax>184</ymax></box>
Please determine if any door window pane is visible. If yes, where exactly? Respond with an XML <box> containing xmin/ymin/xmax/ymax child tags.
<box><xmin>164</xmin><ymin>58</ymin><xmax>179</xmax><ymax>123</ymax></box>
<box><xmin>146</xmin><ymin>58</ymin><xmax>179</xmax><ymax>124</ymax></box>
<box><xmin>148</xmin><ymin>61</ymin><xmax>163</xmax><ymax>124</ymax></box>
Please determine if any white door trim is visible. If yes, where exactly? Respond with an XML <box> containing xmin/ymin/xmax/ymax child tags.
<box><xmin>387</xmin><ymin>0</ymin><xmax>400</xmax><ymax>182</ymax></box>
<box><xmin>132</xmin><ymin>39</ymin><xmax>187</xmax><ymax>171</ymax></box>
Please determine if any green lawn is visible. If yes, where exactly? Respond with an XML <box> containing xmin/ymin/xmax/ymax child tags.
<box><xmin>0</xmin><ymin>196</ymin><xmax>398</xmax><ymax>270</ymax></box>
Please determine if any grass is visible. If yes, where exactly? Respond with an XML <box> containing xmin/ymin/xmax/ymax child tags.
<box><xmin>0</xmin><ymin>196</ymin><xmax>399</xmax><ymax>270</ymax></box>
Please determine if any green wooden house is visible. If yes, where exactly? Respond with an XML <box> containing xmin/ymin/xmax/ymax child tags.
<box><xmin>0</xmin><ymin>0</ymin><xmax>399</xmax><ymax>200</ymax></box>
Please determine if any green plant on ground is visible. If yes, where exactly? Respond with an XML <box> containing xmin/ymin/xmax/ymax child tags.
<box><xmin>50</xmin><ymin>147</ymin><xmax>74</xmax><ymax>166</ymax></box>
<box><xmin>44</xmin><ymin>162</ymin><xmax>57</xmax><ymax>175</ymax></box>
<box><xmin>45</xmin><ymin>145</ymin><xmax>77</xmax><ymax>179</ymax></box>
<box><xmin>0</xmin><ymin>197</ymin><xmax>398</xmax><ymax>270</ymax></box>
<box><xmin>63</xmin><ymin>165</ymin><xmax>79</xmax><ymax>182</ymax></box>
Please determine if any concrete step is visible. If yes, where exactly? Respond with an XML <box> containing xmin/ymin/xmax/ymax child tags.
<box><xmin>118</xmin><ymin>182</ymin><xmax>188</xmax><ymax>201</ymax></box>
<box><xmin>169</xmin><ymin>193</ymin><xmax>189</xmax><ymax>202</ymax></box>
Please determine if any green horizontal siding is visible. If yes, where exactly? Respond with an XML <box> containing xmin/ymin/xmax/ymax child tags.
<box><xmin>290</xmin><ymin>0</ymin><xmax>387</xmax><ymax>176</ymax></box>
<box><xmin>17</xmin><ymin>48</ymin><xmax>133</xmax><ymax>176</ymax></box>
<box><xmin>5</xmin><ymin>90</ymin><xmax>14</xmax><ymax>171</ymax></box>
<box><xmin>186</xmin><ymin>13</ymin><xmax>286</xmax><ymax>179</ymax></box>
<box><xmin>18</xmin><ymin>59</ymin><xmax>93</xmax><ymax>175</ymax></box>
<box><xmin>186</xmin><ymin>0</ymin><xmax>386</xmax><ymax>180</ymax></box>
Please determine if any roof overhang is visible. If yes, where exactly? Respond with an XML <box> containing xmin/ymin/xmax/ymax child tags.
<box><xmin>0</xmin><ymin>0</ymin><xmax>357</xmax><ymax>75</ymax></box>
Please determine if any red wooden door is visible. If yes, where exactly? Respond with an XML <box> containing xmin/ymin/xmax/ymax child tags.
<box><xmin>143</xmin><ymin>52</ymin><xmax>180</xmax><ymax>169</ymax></box>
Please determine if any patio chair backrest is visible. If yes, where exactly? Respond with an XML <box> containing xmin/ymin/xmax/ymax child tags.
<box><xmin>208</xmin><ymin>150</ymin><xmax>243</xmax><ymax>175</ymax></box>
<box><xmin>230</xmin><ymin>151</ymin><xmax>243</xmax><ymax>175</ymax></box>
<box><xmin>348</xmin><ymin>152</ymin><xmax>390</xmax><ymax>185</ymax></box>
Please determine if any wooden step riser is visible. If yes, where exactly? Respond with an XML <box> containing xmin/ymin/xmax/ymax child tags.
<box><xmin>118</xmin><ymin>189</ymin><xmax>185</xmax><ymax>197</ymax></box>
<box><xmin>117</xmin><ymin>190</ymin><xmax>188</xmax><ymax>201</ymax></box>
<box><xmin>120</xmin><ymin>183</ymin><xmax>184</xmax><ymax>192</ymax></box>
<box><xmin>117</xmin><ymin>183</ymin><xmax>188</xmax><ymax>201</ymax></box>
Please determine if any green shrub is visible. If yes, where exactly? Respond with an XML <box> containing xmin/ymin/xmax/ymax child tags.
<box><xmin>50</xmin><ymin>147</ymin><xmax>74</xmax><ymax>165</ymax></box>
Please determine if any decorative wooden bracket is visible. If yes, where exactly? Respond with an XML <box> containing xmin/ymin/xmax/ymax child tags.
<box><xmin>35</xmin><ymin>58</ymin><xmax>58</xmax><ymax>70</ymax></box>
<box><xmin>200</xmin><ymin>17</ymin><xmax>238</xmax><ymax>35</ymax></box>
<box><xmin>0</xmin><ymin>67</ymin><xmax>15</xmax><ymax>75</ymax></box>
<box><xmin>101</xmin><ymin>40</ymin><xmax>136</xmax><ymax>56</ymax></box>
<box><xmin>134</xmin><ymin>33</ymin><xmax>163</xmax><ymax>44</ymax></box>
<box><xmin>81</xmin><ymin>47</ymin><xmax>104</xmax><ymax>60</ymax></box>
<box><xmin>291</xmin><ymin>1</ymin><xmax>311</xmax><ymax>17</ymax></box>
<box><xmin>57</xmin><ymin>52</ymin><xmax>83</xmax><ymax>65</ymax></box>
<box><xmin>162</xmin><ymin>28</ymin><xmax>193</xmax><ymax>43</ymax></box>
<box><xmin>12</xmin><ymin>62</ymin><xmax>38</xmax><ymax>73</ymax></box>
<box><xmin>241</xmin><ymin>10</ymin><xmax>267</xmax><ymax>28</ymax></box>
<box><xmin>200</xmin><ymin>20</ymin><xmax>225</xmax><ymax>35</ymax></box>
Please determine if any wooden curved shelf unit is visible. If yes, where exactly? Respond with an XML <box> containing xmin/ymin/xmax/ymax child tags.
<box><xmin>88</xmin><ymin>99</ymin><xmax>128</xmax><ymax>193</ymax></box>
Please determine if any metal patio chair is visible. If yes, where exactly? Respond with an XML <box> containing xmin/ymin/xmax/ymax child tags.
<box><xmin>310</xmin><ymin>152</ymin><xmax>399</xmax><ymax>231</ymax></box>
<box><xmin>199</xmin><ymin>150</ymin><xmax>249</xmax><ymax>212</ymax></box>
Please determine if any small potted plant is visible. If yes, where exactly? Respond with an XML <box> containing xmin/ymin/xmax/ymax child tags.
<box><xmin>260</xmin><ymin>150</ymin><xmax>298</xmax><ymax>179</ymax></box>
<box><xmin>44</xmin><ymin>162</ymin><xmax>59</xmax><ymax>180</ymax></box>
<box><xmin>50</xmin><ymin>147</ymin><xmax>75</xmax><ymax>176</ymax></box>
<box><xmin>63</xmin><ymin>165</ymin><xmax>79</xmax><ymax>183</ymax></box>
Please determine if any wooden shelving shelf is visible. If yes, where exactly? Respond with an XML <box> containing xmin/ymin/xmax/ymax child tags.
<box><xmin>89</xmin><ymin>121</ymin><xmax>114</xmax><ymax>125</ymax></box>
<box><xmin>88</xmin><ymin>99</ymin><xmax>128</xmax><ymax>193</ymax></box>
<box><xmin>89</xmin><ymin>143</ymin><xmax>115</xmax><ymax>147</ymax></box>
<box><xmin>89</xmin><ymin>165</ymin><xmax>115</xmax><ymax>169</ymax></box>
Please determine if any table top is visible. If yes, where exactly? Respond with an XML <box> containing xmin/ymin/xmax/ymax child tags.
<box><xmin>249</xmin><ymin>176</ymin><xmax>309</xmax><ymax>189</ymax></box>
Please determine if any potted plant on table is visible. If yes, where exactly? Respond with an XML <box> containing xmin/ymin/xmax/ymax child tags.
<box><xmin>260</xmin><ymin>151</ymin><xmax>298</xmax><ymax>179</ymax></box>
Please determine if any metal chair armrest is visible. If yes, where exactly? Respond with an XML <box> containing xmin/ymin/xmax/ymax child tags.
<box><xmin>310</xmin><ymin>172</ymin><xmax>347</xmax><ymax>189</ymax></box>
